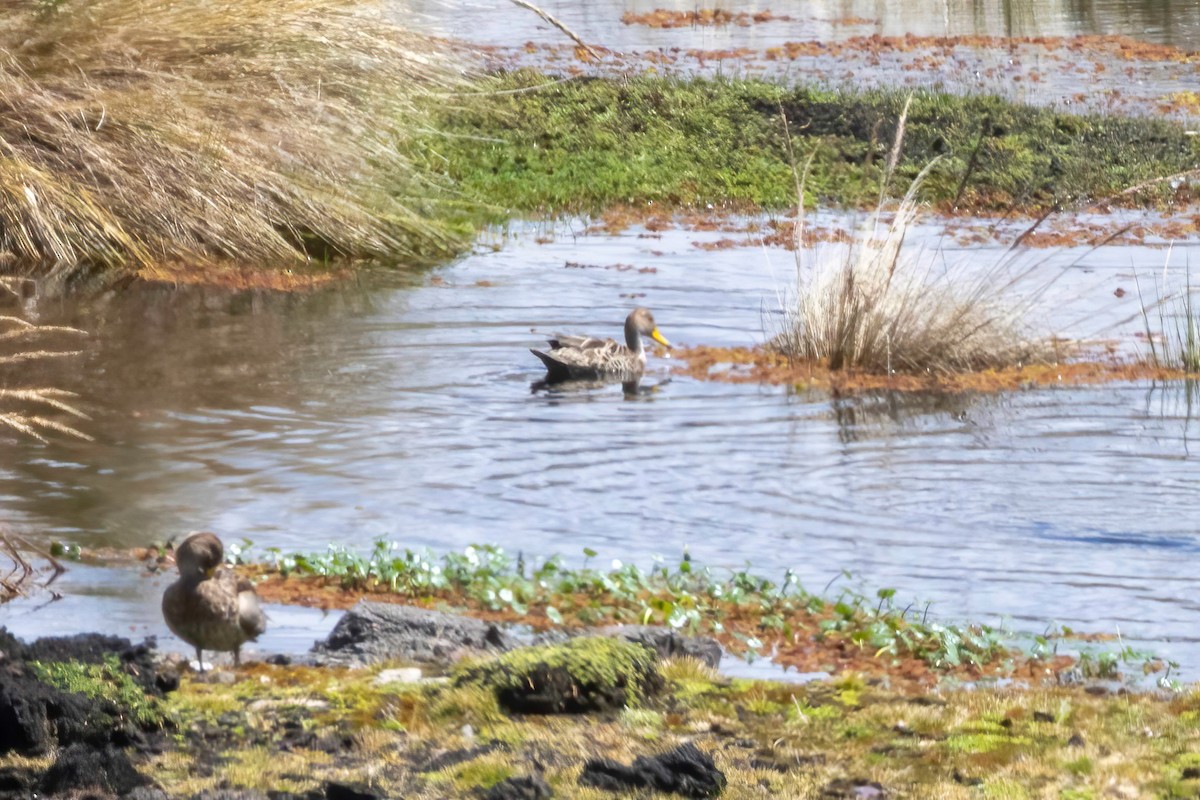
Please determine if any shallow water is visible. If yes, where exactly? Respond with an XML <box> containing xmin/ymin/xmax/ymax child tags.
<box><xmin>4</xmin><ymin>213</ymin><xmax>1200</xmax><ymax>675</ymax></box>
<box><xmin>412</xmin><ymin>0</ymin><xmax>1200</xmax><ymax>49</ymax></box>
<box><xmin>410</xmin><ymin>0</ymin><xmax>1200</xmax><ymax>122</ymax></box>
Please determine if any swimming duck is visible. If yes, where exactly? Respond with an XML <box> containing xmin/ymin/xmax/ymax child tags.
<box><xmin>531</xmin><ymin>307</ymin><xmax>671</xmax><ymax>381</ymax></box>
<box><xmin>161</xmin><ymin>532</ymin><xmax>266</xmax><ymax>670</ymax></box>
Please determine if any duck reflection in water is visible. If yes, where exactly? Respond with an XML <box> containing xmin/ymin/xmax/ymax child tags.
<box><xmin>530</xmin><ymin>375</ymin><xmax>671</xmax><ymax>398</ymax></box>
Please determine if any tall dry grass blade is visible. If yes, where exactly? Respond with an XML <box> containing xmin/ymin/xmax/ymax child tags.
<box><xmin>0</xmin><ymin>388</ymin><xmax>90</xmax><ymax>418</ymax></box>
<box><xmin>507</xmin><ymin>0</ymin><xmax>604</xmax><ymax>60</ymax></box>
<box><xmin>0</xmin><ymin>413</ymin><xmax>48</xmax><ymax>443</ymax></box>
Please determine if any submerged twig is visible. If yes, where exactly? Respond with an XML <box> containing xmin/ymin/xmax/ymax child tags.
<box><xmin>507</xmin><ymin>0</ymin><xmax>605</xmax><ymax>61</ymax></box>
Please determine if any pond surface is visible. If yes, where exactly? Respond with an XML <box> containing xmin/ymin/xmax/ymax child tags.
<box><xmin>412</xmin><ymin>0</ymin><xmax>1200</xmax><ymax>50</ymax></box>
<box><xmin>413</xmin><ymin>0</ymin><xmax>1200</xmax><ymax>122</ymax></box>
<box><xmin>4</xmin><ymin>212</ymin><xmax>1200</xmax><ymax>675</ymax></box>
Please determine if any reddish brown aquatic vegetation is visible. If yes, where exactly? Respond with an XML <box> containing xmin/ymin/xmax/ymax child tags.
<box><xmin>243</xmin><ymin>570</ymin><xmax>1065</xmax><ymax>691</ymax></box>
<box><xmin>622</xmin><ymin>9</ymin><xmax>792</xmax><ymax>28</ymax></box>
<box><xmin>674</xmin><ymin>345</ymin><xmax>1190</xmax><ymax>393</ymax></box>
<box><xmin>760</xmin><ymin>33</ymin><xmax>1199</xmax><ymax>63</ymax></box>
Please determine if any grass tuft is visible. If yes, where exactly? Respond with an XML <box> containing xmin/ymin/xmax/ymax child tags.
<box><xmin>0</xmin><ymin>0</ymin><xmax>468</xmax><ymax>279</ymax></box>
<box><xmin>776</xmin><ymin>161</ymin><xmax>1051</xmax><ymax>374</ymax></box>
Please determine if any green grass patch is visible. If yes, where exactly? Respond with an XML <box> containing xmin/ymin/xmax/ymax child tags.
<box><xmin>415</xmin><ymin>73</ymin><xmax>1200</xmax><ymax>217</ymax></box>
<box><xmin>30</xmin><ymin>656</ymin><xmax>163</xmax><ymax>728</ymax></box>
<box><xmin>455</xmin><ymin>637</ymin><xmax>662</xmax><ymax>714</ymax></box>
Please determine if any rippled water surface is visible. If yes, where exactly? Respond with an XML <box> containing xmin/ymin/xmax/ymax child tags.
<box><xmin>4</xmin><ymin>213</ymin><xmax>1200</xmax><ymax>672</ymax></box>
<box><xmin>6</xmin><ymin>0</ymin><xmax>1200</xmax><ymax>669</ymax></box>
<box><xmin>410</xmin><ymin>0</ymin><xmax>1200</xmax><ymax>49</ymax></box>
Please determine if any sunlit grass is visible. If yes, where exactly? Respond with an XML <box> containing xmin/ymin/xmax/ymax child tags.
<box><xmin>0</xmin><ymin>0</ymin><xmax>467</xmax><ymax>279</ymax></box>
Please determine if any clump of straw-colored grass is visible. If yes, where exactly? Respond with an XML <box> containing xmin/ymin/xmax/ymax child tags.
<box><xmin>0</xmin><ymin>0</ymin><xmax>465</xmax><ymax>279</ymax></box>
<box><xmin>776</xmin><ymin>105</ymin><xmax>1049</xmax><ymax>375</ymax></box>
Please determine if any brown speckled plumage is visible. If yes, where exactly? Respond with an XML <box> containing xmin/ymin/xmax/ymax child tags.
<box><xmin>531</xmin><ymin>307</ymin><xmax>671</xmax><ymax>381</ymax></box>
<box><xmin>162</xmin><ymin>532</ymin><xmax>266</xmax><ymax>669</ymax></box>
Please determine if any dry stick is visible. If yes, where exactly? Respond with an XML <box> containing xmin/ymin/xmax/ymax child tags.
<box><xmin>779</xmin><ymin>107</ymin><xmax>815</xmax><ymax>368</ymax></box>
<box><xmin>1132</xmin><ymin>266</ymin><xmax>1158</xmax><ymax>368</ymax></box>
<box><xmin>507</xmin><ymin>0</ymin><xmax>605</xmax><ymax>61</ymax></box>
<box><xmin>951</xmin><ymin>114</ymin><xmax>989</xmax><ymax>210</ymax></box>
<box><xmin>875</xmin><ymin>93</ymin><xmax>913</xmax><ymax>225</ymax></box>
<box><xmin>12</xmin><ymin>534</ymin><xmax>64</xmax><ymax>583</ymax></box>
<box><xmin>1115</xmin><ymin>168</ymin><xmax>1200</xmax><ymax>198</ymax></box>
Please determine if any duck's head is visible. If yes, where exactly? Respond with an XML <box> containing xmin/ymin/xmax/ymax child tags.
<box><xmin>175</xmin><ymin>531</ymin><xmax>224</xmax><ymax>580</ymax></box>
<box><xmin>626</xmin><ymin>307</ymin><xmax>671</xmax><ymax>350</ymax></box>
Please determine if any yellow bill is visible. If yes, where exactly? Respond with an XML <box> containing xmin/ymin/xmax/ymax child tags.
<box><xmin>650</xmin><ymin>327</ymin><xmax>672</xmax><ymax>348</ymax></box>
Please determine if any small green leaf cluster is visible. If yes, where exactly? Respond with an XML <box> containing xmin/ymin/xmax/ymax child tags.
<box><xmin>268</xmin><ymin>540</ymin><xmax>1011</xmax><ymax>671</ymax></box>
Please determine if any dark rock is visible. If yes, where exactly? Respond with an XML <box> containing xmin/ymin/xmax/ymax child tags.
<box><xmin>41</xmin><ymin>744</ymin><xmax>146</xmax><ymax>796</ymax></box>
<box><xmin>312</xmin><ymin>602</ymin><xmax>513</xmax><ymax>666</ymax></box>
<box><xmin>1067</xmin><ymin>733</ymin><xmax>1086</xmax><ymax>748</ymax></box>
<box><xmin>266</xmin><ymin>654</ymin><xmax>292</xmax><ymax>666</ymax></box>
<box><xmin>597</xmin><ymin>625</ymin><xmax>722</xmax><ymax>669</ymax></box>
<box><xmin>0</xmin><ymin>765</ymin><xmax>36</xmax><ymax>796</ymax></box>
<box><xmin>820</xmin><ymin>778</ymin><xmax>886</xmax><ymax>799</ymax></box>
<box><xmin>155</xmin><ymin>670</ymin><xmax>181</xmax><ymax>694</ymax></box>
<box><xmin>1184</xmin><ymin>766</ymin><xmax>1200</xmax><ymax>780</ymax></box>
<box><xmin>951</xmin><ymin>770</ymin><xmax>982</xmax><ymax>787</ymax></box>
<box><xmin>0</xmin><ymin>629</ymin><xmax>167</xmax><ymax>757</ymax></box>
<box><xmin>0</xmin><ymin>631</ymin><xmax>162</xmax><ymax>695</ymax></box>
<box><xmin>1032</xmin><ymin>711</ymin><xmax>1055</xmax><ymax>723</ymax></box>
<box><xmin>269</xmin><ymin>792</ymin><xmax>321</xmax><ymax>800</ymax></box>
<box><xmin>578</xmin><ymin>742</ymin><xmax>725</xmax><ymax>798</ymax></box>
<box><xmin>192</xmin><ymin>790</ymin><xmax>271</xmax><ymax>800</ymax></box>
<box><xmin>324</xmin><ymin>782</ymin><xmax>380</xmax><ymax>800</ymax></box>
<box><xmin>481</xmin><ymin>774</ymin><xmax>552</xmax><ymax>800</ymax></box>
<box><xmin>0</xmin><ymin>660</ymin><xmax>113</xmax><ymax>755</ymax></box>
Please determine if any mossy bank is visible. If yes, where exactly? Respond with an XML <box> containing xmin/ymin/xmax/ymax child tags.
<box><xmin>415</xmin><ymin>73</ymin><xmax>1200</xmax><ymax>219</ymax></box>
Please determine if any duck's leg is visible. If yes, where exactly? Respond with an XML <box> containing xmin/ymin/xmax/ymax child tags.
<box><xmin>234</xmin><ymin>646</ymin><xmax>241</xmax><ymax>668</ymax></box>
<box><xmin>195</xmin><ymin>646</ymin><xmax>205</xmax><ymax>673</ymax></box>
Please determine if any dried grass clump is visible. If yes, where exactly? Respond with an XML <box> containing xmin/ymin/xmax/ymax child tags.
<box><xmin>777</xmin><ymin>176</ymin><xmax>1049</xmax><ymax>374</ymax></box>
<box><xmin>0</xmin><ymin>0</ymin><xmax>465</xmax><ymax>279</ymax></box>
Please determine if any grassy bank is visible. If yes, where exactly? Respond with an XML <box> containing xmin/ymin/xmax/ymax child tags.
<box><xmin>137</xmin><ymin>661</ymin><xmax>1200</xmax><ymax>798</ymax></box>
<box><xmin>10</xmin><ymin>641</ymin><xmax>1200</xmax><ymax>799</ymax></box>
<box><xmin>415</xmin><ymin>73</ymin><xmax>1200</xmax><ymax>218</ymax></box>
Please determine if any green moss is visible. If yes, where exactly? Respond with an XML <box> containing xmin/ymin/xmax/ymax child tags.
<box><xmin>786</xmin><ymin>698</ymin><xmax>842</xmax><ymax>723</ymax></box>
<box><xmin>455</xmin><ymin>637</ymin><xmax>661</xmax><ymax>713</ymax></box>
<box><xmin>30</xmin><ymin>656</ymin><xmax>162</xmax><ymax>727</ymax></box>
<box><xmin>944</xmin><ymin>732</ymin><xmax>1033</xmax><ymax>754</ymax></box>
<box><xmin>416</xmin><ymin>73</ymin><xmax>1200</xmax><ymax>217</ymax></box>
<box><xmin>981</xmin><ymin>779</ymin><xmax>1030</xmax><ymax>800</ymax></box>
<box><xmin>620</xmin><ymin>707</ymin><xmax>666</xmax><ymax>740</ymax></box>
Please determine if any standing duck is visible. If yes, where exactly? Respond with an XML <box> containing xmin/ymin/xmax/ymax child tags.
<box><xmin>531</xmin><ymin>307</ymin><xmax>671</xmax><ymax>381</ymax></box>
<box><xmin>162</xmin><ymin>532</ymin><xmax>266</xmax><ymax>669</ymax></box>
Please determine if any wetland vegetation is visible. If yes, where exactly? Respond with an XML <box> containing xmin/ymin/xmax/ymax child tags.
<box><xmin>5</xmin><ymin>1</ymin><xmax>1200</xmax><ymax>798</ymax></box>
